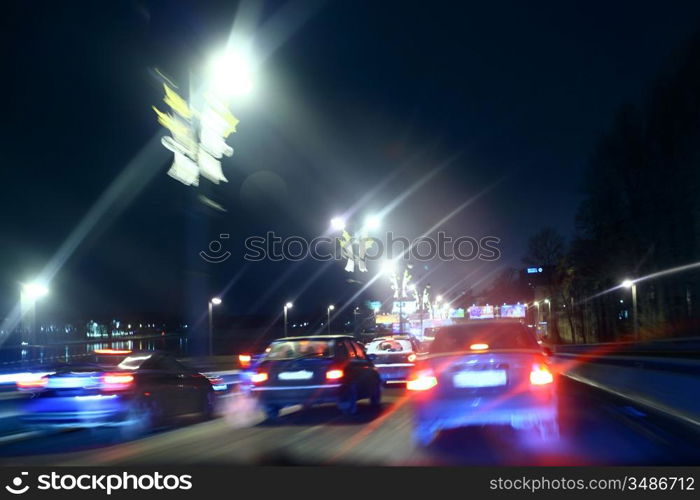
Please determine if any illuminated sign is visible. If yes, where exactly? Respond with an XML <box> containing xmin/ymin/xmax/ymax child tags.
<box><xmin>500</xmin><ymin>304</ymin><xmax>526</xmax><ymax>318</ymax></box>
<box><xmin>527</xmin><ymin>267</ymin><xmax>544</xmax><ymax>274</ymax></box>
<box><xmin>450</xmin><ymin>308</ymin><xmax>465</xmax><ymax>318</ymax></box>
<box><xmin>367</xmin><ymin>300</ymin><xmax>382</xmax><ymax>312</ymax></box>
<box><xmin>468</xmin><ymin>305</ymin><xmax>495</xmax><ymax>319</ymax></box>
<box><xmin>375</xmin><ymin>314</ymin><xmax>398</xmax><ymax>325</ymax></box>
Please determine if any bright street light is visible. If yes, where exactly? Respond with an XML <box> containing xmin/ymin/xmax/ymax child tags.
<box><xmin>207</xmin><ymin>49</ymin><xmax>253</xmax><ymax>98</ymax></box>
<box><xmin>20</xmin><ymin>281</ymin><xmax>49</xmax><ymax>345</ymax></box>
<box><xmin>22</xmin><ymin>282</ymin><xmax>49</xmax><ymax>300</ymax></box>
<box><xmin>284</xmin><ymin>302</ymin><xmax>293</xmax><ymax>336</ymax></box>
<box><xmin>208</xmin><ymin>297</ymin><xmax>222</xmax><ymax>355</ymax></box>
<box><xmin>621</xmin><ymin>279</ymin><xmax>639</xmax><ymax>340</ymax></box>
<box><xmin>327</xmin><ymin>304</ymin><xmax>335</xmax><ymax>334</ymax></box>
<box><xmin>330</xmin><ymin>217</ymin><xmax>346</xmax><ymax>231</ymax></box>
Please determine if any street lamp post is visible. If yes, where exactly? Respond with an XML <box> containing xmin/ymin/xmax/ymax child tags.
<box><xmin>208</xmin><ymin>297</ymin><xmax>222</xmax><ymax>356</ymax></box>
<box><xmin>327</xmin><ymin>305</ymin><xmax>335</xmax><ymax>334</ymax></box>
<box><xmin>284</xmin><ymin>302</ymin><xmax>293</xmax><ymax>337</ymax></box>
<box><xmin>21</xmin><ymin>282</ymin><xmax>49</xmax><ymax>346</ymax></box>
<box><xmin>353</xmin><ymin>307</ymin><xmax>360</xmax><ymax>338</ymax></box>
<box><xmin>622</xmin><ymin>280</ymin><xmax>638</xmax><ymax>340</ymax></box>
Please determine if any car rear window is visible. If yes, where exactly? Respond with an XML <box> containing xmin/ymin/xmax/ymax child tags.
<box><xmin>264</xmin><ymin>340</ymin><xmax>334</xmax><ymax>360</ymax></box>
<box><xmin>430</xmin><ymin>323</ymin><xmax>539</xmax><ymax>353</ymax></box>
<box><xmin>366</xmin><ymin>339</ymin><xmax>413</xmax><ymax>354</ymax></box>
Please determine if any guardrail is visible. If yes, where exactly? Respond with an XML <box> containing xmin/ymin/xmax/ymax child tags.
<box><xmin>553</xmin><ymin>338</ymin><xmax>700</xmax><ymax>428</ymax></box>
<box><xmin>555</xmin><ymin>336</ymin><xmax>700</xmax><ymax>358</ymax></box>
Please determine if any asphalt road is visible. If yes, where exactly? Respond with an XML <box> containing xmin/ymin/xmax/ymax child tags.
<box><xmin>1</xmin><ymin>377</ymin><xmax>700</xmax><ymax>466</ymax></box>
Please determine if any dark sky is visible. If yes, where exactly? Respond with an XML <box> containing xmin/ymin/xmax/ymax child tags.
<box><xmin>2</xmin><ymin>0</ymin><xmax>700</xmax><ymax>323</ymax></box>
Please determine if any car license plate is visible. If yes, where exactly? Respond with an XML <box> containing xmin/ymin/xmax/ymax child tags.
<box><xmin>278</xmin><ymin>370</ymin><xmax>313</xmax><ymax>381</ymax></box>
<box><xmin>47</xmin><ymin>376</ymin><xmax>94</xmax><ymax>389</ymax></box>
<box><xmin>453</xmin><ymin>370</ymin><xmax>506</xmax><ymax>388</ymax></box>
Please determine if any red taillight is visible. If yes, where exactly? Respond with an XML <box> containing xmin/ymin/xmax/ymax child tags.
<box><xmin>530</xmin><ymin>364</ymin><xmax>554</xmax><ymax>385</ymax></box>
<box><xmin>406</xmin><ymin>369</ymin><xmax>438</xmax><ymax>391</ymax></box>
<box><xmin>16</xmin><ymin>376</ymin><xmax>48</xmax><ymax>390</ymax></box>
<box><xmin>94</xmin><ymin>349</ymin><xmax>132</xmax><ymax>355</ymax></box>
<box><xmin>101</xmin><ymin>372</ymin><xmax>134</xmax><ymax>391</ymax></box>
<box><xmin>326</xmin><ymin>369</ymin><xmax>344</xmax><ymax>380</ymax></box>
<box><xmin>238</xmin><ymin>354</ymin><xmax>252</xmax><ymax>368</ymax></box>
<box><xmin>251</xmin><ymin>372</ymin><xmax>268</xmax><ymax>384</ymax></box>
<box><xmin>407</xmin><ymin>353</ymin><xmax>417</xmax><ymax>363</ymax></box>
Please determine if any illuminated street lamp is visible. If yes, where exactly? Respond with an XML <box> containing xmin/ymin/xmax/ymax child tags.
<box><xmin>208</xmin><ymin>297</ymin><xmax>222</xmax><ymax>356</ymax></box>
<box><xmin>284</xmin><ymin>302</ymin><xmax>293</xmax><ymax>337</ymax></box>
<box><xmin>330</xmin><ymin>217</ymin><xmax>346</xmax><ymax>232</ymax></box>
<box><xmin>621</xmin><ymin>279</ymin><xmax>638</xmax><ymax>340</ymax></box>
<box><xmin>22</xmin><ymin>283</ymin><xmax>49</xmax><ymax>300</ymax></box>
<box><xmin>327</xmin><ymin>304</ymin><xmax>335</xmax><ymax>334</ymax></box>
<box><xmin>21</xmin><ymin>281</ymin><xmax>49</xmax><ymax>345</ymax></box>
<box><xmin>207</xmin><ymin>49</ymin><xmax>254</xmax><ymax>98</ymax></box>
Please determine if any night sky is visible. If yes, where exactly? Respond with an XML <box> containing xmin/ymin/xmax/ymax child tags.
<box><xmin>2</xmin><ymin>0</ymin><xmax>700</xmax><ymax>323</ymax></box>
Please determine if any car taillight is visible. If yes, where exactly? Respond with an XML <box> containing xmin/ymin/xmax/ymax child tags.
<box><xmin>326</xmin><ymin>369</ymin><xmax>344</xmax><ymax>380</ymax></box>
<box><xmin>101</xmin><ymin>372</ymin><xmax>134</xmax><ymax>391</ymax></box>
<box><xmin>94</xmin><ymin>349</ymin><xmax>132</xmax><ymax>355</ymax></box>
<box><xmin>251</xmin><ymin>372</ymin><xmax>268</xmax><ymax>383</ymax></box>
<box><xmin>407</xmin><ymin>353</ymin><xmax>417</xmax><ymax>363</ymax></box>
<box><xmin>238</xmin><ymin>354</ymin><xmax>252</xmax><ymax>368</ymax></box>
<box><xmin>530</xmin><ymin>364</ymin><xmax>554</xmax><ymax>385</ymax></box>
<box><xmin>16</xmin><ymin>375</ymin><xmax>48</xmax><ymax>390</ymax></box>
<box><xmin>406</xmin><ymin>369</ymin><xmax>438</xmax><ymax>391</ymax></box>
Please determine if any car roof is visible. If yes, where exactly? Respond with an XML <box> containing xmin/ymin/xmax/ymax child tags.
<box><xmin>273</xmin><ymin>335</ymin><xmax>356</xmax><ymax>342</ymax></box>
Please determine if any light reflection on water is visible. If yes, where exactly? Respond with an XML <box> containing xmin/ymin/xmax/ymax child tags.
<box><xmin>0</xmin><ymin>335</ymin><xmax>189</xmax><ymax>368</ymax></box>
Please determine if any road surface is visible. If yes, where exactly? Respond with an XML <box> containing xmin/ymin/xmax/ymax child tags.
<box><xmin>1</xmin><ymin>377</ymin><xmax>699</xmax><ymax>466</ymax></box>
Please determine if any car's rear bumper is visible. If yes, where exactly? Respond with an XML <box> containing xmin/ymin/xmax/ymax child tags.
<box><xmin>22</xmin><ymin>394</ymin><xmax>130</xmax><ymax>428</ymax></box>
<box><xmin>412</xmin><ymin>392</ymin><xmax>557</xmax><ymax>430</ymax></box>
<box><xmin>251</xmin><ymin>383</ymin><xmax>342</xmax><ymax>407</ymax></box>
<box><xmin>375</xmin><ymin>363</ymin><xmax>413</xmax><ymax>383</ymax></box>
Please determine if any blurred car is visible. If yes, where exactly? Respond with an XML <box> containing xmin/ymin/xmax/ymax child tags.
<box><xmin>19</xmin><ymin>349</ymin><xmax>216</xmax><ymax>437</ymax></box>
<box><xmin>408</xmin><ymin>320</ymin><xmax>558</xmax><ymax>446</ymax></box>
<box><xmin>250</xmin><ymin>335</ymin><xmax>382</xmax><ymax>419</ymax></box>
<box><xmin>365</xmin><ymin>335</ymin><xmax>421</xmax><ymax>385</ymax></box>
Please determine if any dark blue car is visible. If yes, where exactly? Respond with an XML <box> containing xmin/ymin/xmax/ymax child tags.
<box><xmin>20</xmin><ymin>350</ymin><xmax>217</xmax><ymax>438</ymax></box>
<box><xmin>249</xmin><ymin>335</ymin><xmax>382</xmax><ymax>419</ymax></box>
